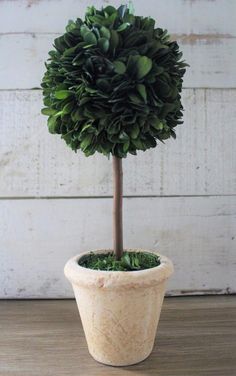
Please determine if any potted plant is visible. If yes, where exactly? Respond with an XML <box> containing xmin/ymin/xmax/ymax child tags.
<box><xmin>41</xmin><ymin>4</ymin><xmax>187</xmax><ymax>366</ymax></box>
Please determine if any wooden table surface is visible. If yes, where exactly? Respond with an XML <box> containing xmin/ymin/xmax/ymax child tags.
<box><xmin>0</xmin><ymin>296</ymin><xmax>235</xmax><ymax>376</ymax></box>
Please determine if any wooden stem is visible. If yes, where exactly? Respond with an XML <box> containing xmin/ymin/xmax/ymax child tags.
<box><xmin>112</xmin><ymin>156</ymin><xmax>123</xmax><ymax>260</ymax></box>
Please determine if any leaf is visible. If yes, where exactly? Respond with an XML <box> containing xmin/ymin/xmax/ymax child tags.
<box><xmin>106</xmin><ymin>12</ymin><xmax>118</xmax><ymax>27</ymax></box>
<box><xmin>103</xmin><ymin>5</ymin><xmax>117</xmax><ymax>15</ymax></box>
<box><xmin>71</xmin><ymin>109</ymin><xmax>84</xmax><ymax>122</ymax></box>
<box><xmin>66</xmin><ymin>20</ymin><xmax>77</xmax><ymax>33</ymax></box>
<box><xmin>81</xmin><ymin>123</ymin><xmax>92</xmax><ymax>133</ymax></box>
<box><xmin>80</xmin><ymin>25</ymin><xmax>90</xmax><ymax>38</ymax></box>
<box><xmin>117</xmin><ymin>22</ymin><xmax>130</xmax><ymax>32</ymax></box>
<box><xmin>123</xmin><ymin>140</ymin><xmax>130</xmax><ymax>153</ymax></box>
<box><xmin>80</xmin><ymin>134</ymin><xmax>93</xmax><ymax>150</ymax></box>
<box><xmin>96</xmin><ymin>78</ymin><xmax>110</xmax><ymax>92</ymax></box>
<box><xmin>132</xmin><ymin>138</ymin><xmax>145</xmax><ymax>150</ymax></box>
<box><xmin>63</xmin><ymin>102</ymin><xmax>74</xmax><ymax>114</ymax></box>
<box><xmin>113</xmin><ymin>61</ymin><xmax>126</xmax><ymax>74</ymax></box>
<box><xmin>109</xmin><ymin>30</ymin><xmax>119</xmax><ymax>51</ymax></box>
<box><xmin>142</xmin><ymin>17</ymin><xmax>155</xmax><ymax>31</ymax></box>
<box><xmin>79</xmin><ymin>97</ymin><xmax>91</xmax><ymax>106</ymax></box>
<box><xmin>119</xmin><ymin>131</ymin><xmax>129</xmax><ymax>142</ymax></box>
<box><xmin>54</xmin><ymin>90</ymin><xmax>71</xmax><ymax>100</ymax></box>
<box><xmin>117</xmin><ymin>5</ymin><xmax>127</xmax><ymax>19</ymax></box>
<box><xmin>130</xmin><ymin>124</ymin><xmax>139</xmax><ymax>139</ymax></box>
<box><xmin>128</xmin><ymin>1</ymin><xmax>135</xmax><ymax>15</ymax></box>
<box><xmin>123</xmin><ymin>253</ymin><xmax>131</xmax><ymax>268</ymax></box>
<box><xmin>53</xmin><ymin>36</ymin><xmax>66</xmax><ymax>52</ymax></box>
<box><xmin>100</xmin><ymin>26</ymin><xmax>111</xmax><ymax>39</ymax></box>
<box><xmin>160</xmin><ymin>103</ymin><xmax>176</xmax><ymax>118</ymax></box>
<box><xmin>128</xmin><ymin>93</ymin><xmax>143</xmax><ymax>104</ymax></box>
<box><xmin>83</xmin><ymin>31</ymin><xmax>97</xmax><ymax>45</ymax></box>
<box><xmin>41</xmin><ymin>108</ymin><xmax>57</xmax><ymax>116</ymax></box>
<box><xmin>170</xmin><ymin>129</ymin><xmax>176</xmax><ymax>139</ymax></box>
<box><xmin>136</xmin><ymin>56</ymin><xmax>152</xmax><ymax>80</ymax></box>
<box><xmin>98</xmin><ymin>37</ymin><xmax>109</xmax><ymax>53</ymax></box>
<box><xmin>136</xmin><ymin>84</ymin><xmax>147</xmax><ymax>102</ymax></box>
<box><xmin>151</xmin><ymin>118</ymin><xmax>164</xmax><ymax>130</ymax></box>
<box><xmin>47</xmin><ymin>116</ymin><xmax>58</xmax><ymax>134</ymax></box>
<box><xmin>63</xmin><ymin>45</ymin><xmax>79</xmax><ymax>57</ymax></box>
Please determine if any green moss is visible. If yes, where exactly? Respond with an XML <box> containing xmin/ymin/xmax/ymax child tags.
<box><xmin>79</xmin><ymin>251</ymin><xmax>161</xmax><ymax>271</ymax></box>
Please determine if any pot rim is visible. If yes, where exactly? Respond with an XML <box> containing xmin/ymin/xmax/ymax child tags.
<box><xmin>64</xmin><ymin>249</ymin><xmax>174</xmax><ymax>289</ymax></box>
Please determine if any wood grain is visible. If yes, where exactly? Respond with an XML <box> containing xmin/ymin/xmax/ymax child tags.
<box><xmin>0</xmin><ymin>196</ymin><xmax>235</xmax><ymax>298</ymax></box>
<box><xmin>0</xmin><ymin>0</ymin><xmax>235</xmax><ymax>299</ymax></box>
<box><xmin>0</xmin><ymin>33</ymin><xmax>235</xmax><ymax>89</ymax></box>
<box><xmin>0</xmin><ymin>297</ymin><xmax>235</xmax><ymax>376</ymax></box>
<box><xmin>0</xmin><ymin>89</ymin><xmax>235</xmax><ymax>197</ymax></box>
<box><xmin>1</xmin><ymin>0</ymin><xmax>235</xmax><ymax>35</ymax></box>
<box><xmin>0</xmin><ymin>0</ymin><xmax>236</xmax><ymax>89</ymax></box>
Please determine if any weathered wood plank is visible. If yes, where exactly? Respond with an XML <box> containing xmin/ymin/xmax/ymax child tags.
<box><xmin>0</xmin><ymin>196</ymin><xmax>235</xmax><ymax>298</ymax></box>
<box><xmin>1</xmin><ymin>0</ymin><xmax>235</xmax><ymax>35</ymax></box>
<box><xmin>0</xmin><ymin>297</ymin><xmax>235</xmax><ymax>375</ymax></box>
<box><xmin>0</xmin><ymin>32</ymin><xmax>235</xmax><ymax>89</ymax></box>
<box><xmin>0</xmin><ymin>89</ymin><xmax>235</xmax><ymax>197</ymax></box>
<box><xmin>0</xmin><ymin>33</ymin><xmax>57</xmax><ymax>90</ymax></box>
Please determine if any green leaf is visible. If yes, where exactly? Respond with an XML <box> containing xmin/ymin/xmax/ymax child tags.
<box><xmin>109</xmin><ymin>30</ymin><xmax>119</xmax><ymax>51</ymax></box>
<box><xmin>100</xmin><ymin>26</ymin><xmax>111</xmax><ymax>39</ymax></box>
<box><xmin>103</xmin><ymin>5</ymin><xmax>117</xmax><ymax>15</ymax></box>
<box><xmin>98</xmin><ymin>37</ymin><xmax>109</xmax><ymax>53</ymax></box>
<box><xmin>54</xmin><ymin>90</ymin><xmax>72</xmax><ymax>100</ymax></box>
<box><xmin>80</xmin><ymin>25</ymin><xmax>90</xmax><ymax>38</ymax></box>
<box><xmin>113</xmin><ymin>61</ymin><xmax>126</xmax><ymax>74</ymax></box>
<box><xmin>128</xmin><ymin>93</ymin><xmax>143</xmax><ymax>104</ymax></box>
<box><xmin>136</xmin><ymin>84</ymin><xmax>147</xmax><ymax>102</ymax></box>
<box><xmin>117</xmin><ymin>22</ymin><xmax>130</xmax><ymax>32</ymax></box>
<box><xmin>81</xmin><ymin>123</ymin><xmax>92</xmax><ymax>133</ymax></box>
<box><xmin>53</xmin><ymin>36</ymin><xmax>66</xmax><ymax>52</ymax></box>
<box><xmin>136</xmin><ymin>56</ymin><xmax>152</xmax><ymax>80</ymax></box>
<box><xmin>79</xmin><ymin>97</ymin><xmax>91</xmax><ymax>106</ymax></box>
<box><xmin>119</xmin><ymin>131</ymin><xmax>129</xmax><ymax>142</ymax></box>
<box><xmin>41</xmin><ymin>108</ymin><xmax>57</xmax><ymax>116</ymax></box>
<box><xmin>47</xmin><ymin>116</ymin><xmax>58</xmax><ymax>134</ymax></box>
<box><xmin>150</xmin><ymin>117</ymin><xmax>163</xmax><ymax>130</ymax></box>
<box><xmin>132</xmin><ymin>138</ymin><xmax>145</xmax><ymax>150</ymax></box>
<box><xmin>142</xmin><ymin>17</ymin><xmax>155</xmax><ymax>31</ymax></box>
<box><xmin>96</xmin><ymin>78</ymin><xmax>110</xmax><ymax>92</ymax></box>
<box><xmin>83</xmin><ymin>31</ymin><xmax>97</xmax><ymax>45</ymax></box>
<box><xmin>118</xmin><ymin>5</ymin><xmax>128</xmax><ymax>19</ymax></box>
<box><xmin>123</xmin><ymin>140</ymin><xmax>130</xmax><ymax>153</ymax></box>
<box><xmin>128</xmin><ymin>1</ymin><xmax>135</xmax><ymax>15</ymax></box>
<box><xmin>80</xmin><ymin>134</ymin><xmax>93</xmax><ymax>150</ymax></box>
<box><xmin>123</xmin><ymin>253</ymin><xmax>131</xmax><ymax>268</ymax></box>
<box><xmin>63</xmin><ymin>102</ymin><xmax>74</xmax><ymax>114</ymax></box>
<box><xmin>170</xmin><ymin>129</ymin><xmax>176</xmax><ymax>139</ymax></box>
<box><xmin>71</xmin><ymin>109</ymin><xmax>84</xmax><ymax>122</ymax></box>
<box><xmin>130</xmin><ymin>124</ymin><xmax>139</xmax><ymax>139</ymax></box>
<box><xmin>160</xmin><ymin>103</ymin><xmax>176</xmax><ymax>118</ymax></box>
<box><xmin>66</xmin><ymin>20</ymin><xmax>77</xmax><ymax>33</ymax></box>
<box><xmin>63</xmin><ymin>45</ymin><xmax>79</xmax><ymax>57</ymax></box>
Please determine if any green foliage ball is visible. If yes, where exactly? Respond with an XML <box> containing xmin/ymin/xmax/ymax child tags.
<box><xmin>41</xmin><ymin>4</ymin><xmax>188</xmax><ymax>158</ymax></box>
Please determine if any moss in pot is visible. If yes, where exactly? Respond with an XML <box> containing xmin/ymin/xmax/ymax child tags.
<box><xmin>41</xmin><ymin>3</ymin><xmax>187</xmax><ymax>366</ymax></box>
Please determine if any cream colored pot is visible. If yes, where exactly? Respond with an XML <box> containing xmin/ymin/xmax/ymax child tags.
<box><xmin>64</xmin><ymin>249</ymin><xmax>173</xmax><ymax>367</ymax></box>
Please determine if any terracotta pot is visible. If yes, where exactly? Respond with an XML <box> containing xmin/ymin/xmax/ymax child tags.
<box><xmin>64</xmin><ymin>249</ymin><xmax>173</xmax><ymax>367</ymax></box>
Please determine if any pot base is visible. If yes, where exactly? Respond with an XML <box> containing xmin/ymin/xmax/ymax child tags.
<box><xmin>90</xmin><ymin>347</ymin><xmax>153</xmax><ymax>367</ymax></box>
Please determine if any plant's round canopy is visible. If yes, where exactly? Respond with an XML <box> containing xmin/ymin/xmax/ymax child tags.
<box><xmin>41</xmin><ymin>4</ymin><xmax>187</xmax><ymax>158</ymax></box>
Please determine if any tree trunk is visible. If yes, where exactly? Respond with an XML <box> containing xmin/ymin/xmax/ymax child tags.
<box><xmin>112</xmin><ymin>156</ymin><xmax>123</xmax><ymax>260</ymax></box>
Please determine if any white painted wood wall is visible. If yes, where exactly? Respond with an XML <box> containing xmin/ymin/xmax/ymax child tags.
<box><xmin>0</xmin><ymin>0</ymin><xmax>235</xmax><ymax>298</ymax></box>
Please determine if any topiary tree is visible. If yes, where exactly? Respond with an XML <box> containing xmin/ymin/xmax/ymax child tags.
<box><xmin>41</xmin><ymin>4</ymin><xmax>187</xmax><ymax>261</ymax></box>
